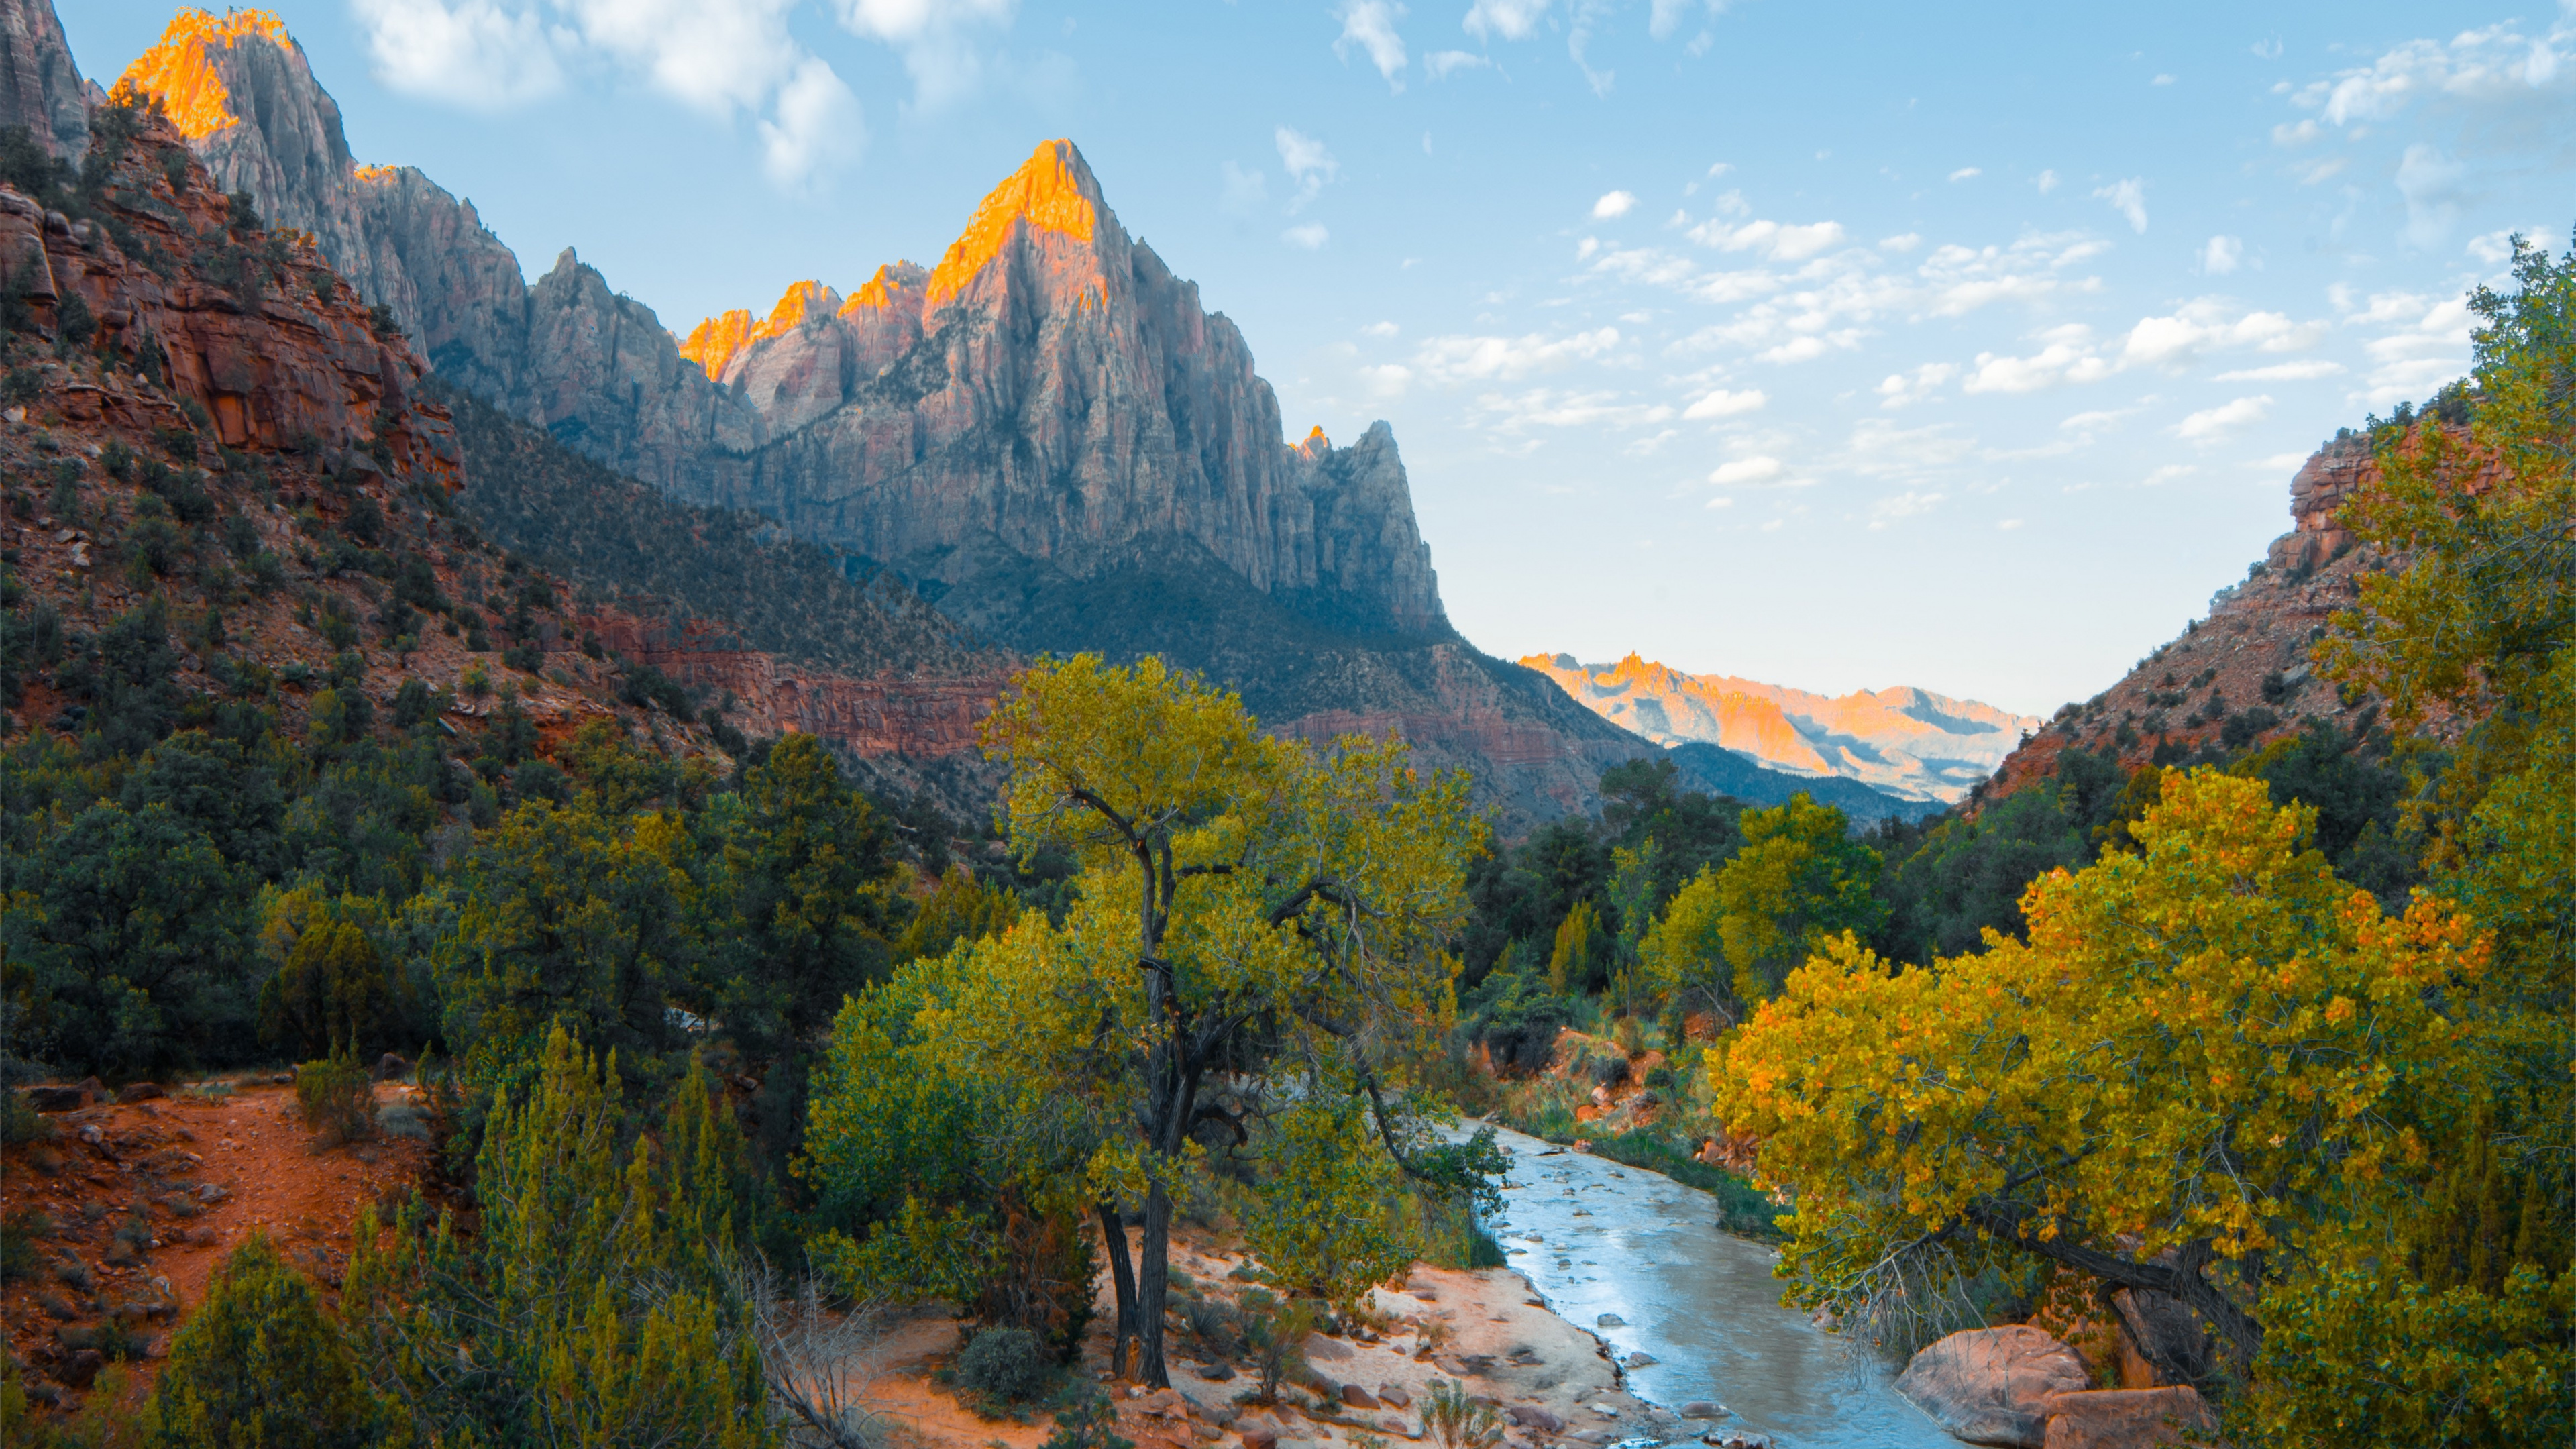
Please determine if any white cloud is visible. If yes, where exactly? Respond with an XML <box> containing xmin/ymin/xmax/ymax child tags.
<box><xmin>1964</xmin><ymin>332</ymin><xmax>2112</xmax><ymax>394</ymax></box>
<box><xmin>1593</xmin><ymin>189</ymin><xmax>1638</xmax><ymax>219</ymax></box>
<box><xmin>557</xmin><ymin>0</ymin><xmax>804</xmax><ymax>115</ymax></box>
<box><xmin>2120</xmin><ymin>299</ymin><xmax>2322</xmax><ymax>368</ymax></box>
<box><xmin>1334</xmin><ymin>0</ymin><xmax>1408</xmax><ymax>89</ymax></box>
<box><xmin>2216</xmin><ymin>360</ymin><xmax>2343</xmax><ymax>381</ymax></box>
<box><xmin>757</xmin><ymin>56</ymin><xmax>864</xmax><ymax>186</ymax></box>
<box><xmin>1358</xmin><ymin>362</ymin><xmax>1413</xmax><ymax>398</ymax></box>
<box><xmin>2292</xmin><ymin>19</ymin><xmax>2575</xmax><ymax>127</ymax></box>
<box><xmin>2272</xmin><ymin>119</ymin><xmax>2320</xmax><ymax>145</ymax></box>
<box><xmin>1682</xmin><ymin>388</ymin><xmax>1767</xmax><ymax>419</ymax></box>
<box><xmin>1687</xmin><ymin>214</ymin><xmax>1849</xmax><ymax>261</ymax></box>
<box><xmin>1998</xmin><ymin>518</ymin><xmax>2024</xmax><ymax>529</ymax></box>
<box><xmin>1276</xmin><ymin>126</ymin><xmax>1338</xmax><ymax>211</ymax></box>
<box><xmin>1868</xmin><ymin>490</ymin><xmax>1944</xmax><ymax>529</ymax></box>
<box><xmin>1948</xmin><ymin>166</ymin><xmax>1982</xmax><ymax>182</ymax></box>
<box><xmin>1707</xmin><ymin>455</ymin><xmax>1786</xmax><ymax>487</ymax></box>
<box><xmin>1413</xmin><ymin>326</ymin><xmax>1621</xmax><ymax>384</ymax></box>
<box><xmin>2035</xmin><ymin>168</ymin><xmax>2059</xmax><ymax>193</ymax></box>
<box><xmin>1282</xmin><ymin>223</ymin><xmax>1330</xmax><ymax>249</ymax></box>
<box><xmin>1425</xmin><ymin>49</ymin><xmax>1488</xmax><ymax>77</ymax></box>
<box><xmin>2094</xmin><ymin>177</ymin><xmax>2148</xmax><ymax>233</ymax></box>
<box><xmin>1705</xmin><ymin>495</ymin><xmax>1734</xmax><ymax>508</ymax></box>
<box><xmin>2340</xmin><ymin>288</ymin><xmax>2475</xmax><ymax>405</ymax></box>
<box><xmin>1650</xmin><ymin>0</ymin><xmax>1717</xmax><ymax>41</ymax></box>
<box><xmin>2176</xmin><ymin>394</ymin><xmax>2273</xmax><ymax>441</ymax></box>
<box><xmin>2199</xmin><ymin>235</ymin><xmax>2243</xmax><ymax>275</ymax></box>
<box><xmin>2467</xmin><ymin>229</ymin><xmax>2523</xmax><ymax>264</ymax></box>
<box><xmin>353</xmin><ymin>0</ymin><xmax>564</xmax><ymax>107</ymax></box>
<box><xmin>2395</xmin><ymin>144</ymin><xmax>2466</xmax><ymax>249</ymax></box>
<box><xmin>1464</xmin><ymin>0</ymin><xmax>1548</xmax><ymax>40</ymax></box>
<box><xmin>2152</xmin><ymin>72</ymin><xmax>2175</xmax><ymax>85</ymax></box>
<box><xmin>1876</xmin><ymin>362</ymin><xmax>1955</xmax><ymax>408</ymax></box>
<box><xmin>1362</xmin><ymin>321</ymin><xmax>1400</xmax><ymax>338</ymax></box>
<box><xmin>1879</xmin><ymin>232</ymin><xmax>1922</xmax><ymax>252</ymax></box>
<box><xmin>835</xmin><ymin>0</ymin><xmax>1016</xmax><ymax>111</ymax></box>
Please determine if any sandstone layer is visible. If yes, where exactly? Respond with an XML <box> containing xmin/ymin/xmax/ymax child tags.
<box><xmin>0</xmin><ymin>0</ymin><xmax>86</xmax><ymax>159</ymax></box>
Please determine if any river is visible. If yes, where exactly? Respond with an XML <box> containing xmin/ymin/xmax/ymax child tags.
<box><xmin>1480</xmin><ymin>1125</ymin><xmax>1954</xmax><ymax>1449</ymax></box>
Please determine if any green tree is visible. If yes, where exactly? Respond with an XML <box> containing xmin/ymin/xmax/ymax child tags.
<box><xmin>142</xmin><ymin>1234</ymin><xmax>410</xmax><ymax>1449</ymax></box>
<box><xmin>346</xmin><ymin>1025</ymin><xmax>771</xmax><ymax>1448</ymax></box>
<box><xmin>1707</xmin><ymin>792</ymin><xmax>1884</xmax><ymax>1002</ymax></box>
<box><xmin>1716</xmin><ymin>770</ymin><xmax>2487</xmax><ymax>1380</ymax></box>
<box><xmin>840</xmin><ymin>654</ymin><xmax>1483</xmax><ymax>1387</ymax></box>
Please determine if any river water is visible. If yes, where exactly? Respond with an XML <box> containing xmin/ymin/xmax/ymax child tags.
<box><xmin>1479</xmin><ymin>1125</ymin><xmax>1953</xmax><ymax>1449</ymax></box>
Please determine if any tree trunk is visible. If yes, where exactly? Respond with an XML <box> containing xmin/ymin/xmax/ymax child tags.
<box><xmin>1098</xmin><ymin>1199</ymin><xmax>1138</xmax><ymax>1380</ymax></box>
<box><xmin>1137</xmin><ymin>1177</ymin><xmax>1173</xmax><ymax>1388</ymax></box>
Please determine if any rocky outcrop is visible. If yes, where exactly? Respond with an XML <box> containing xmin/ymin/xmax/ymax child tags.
<box><xmin>1982</xmin><ymin>429</ymin><xmax>2476</xmax><ymax>805</ymax></box>
<box><xmin>1525</xmin><ymin>652</ymin><xmax>2037</xmax><ymax>804</ymax></box>
<box><xmin>0</xmin><ymin>0</ymin><xmax>86</xmax><ymax>159</ymax></box>
<box><xmin>2037</xmin><ymin>1387</ymin><xmax>2218</xmax><ymax>1449</ymax></box>
<box><xmin>7</xmin><ymin>101</ymin><xmax>455</xmax><ymax>480</ymax></box>
<box><xmin>1894</xmin><ymin>1326</ymin><xmax>2093</xmax><ymax>1448</ymax></box>
<box><xmin>119</xmin><ymin>34</ymin><xmax>1444</xmax><ymax>643</ymax></box>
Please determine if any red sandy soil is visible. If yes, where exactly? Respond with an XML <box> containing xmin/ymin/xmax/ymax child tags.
<box><xmin>3</xmin><ymin>1078</ymin><xmax>434</xmax><ymax>1415</ymax></box>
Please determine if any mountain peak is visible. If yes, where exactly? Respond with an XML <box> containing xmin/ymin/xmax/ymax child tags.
<box><xmin>922</xmin><ymin>138</ymin><xmax>1099</xmax><ymax>311</ymax></box>
<box><xmin>1297</xmin><ymin>425</ymin><xmax>1330</xmax><ymax>459</ymax></box>
<box><xmin>116</xmin><ymin>7</ymin><xmax>295</xmax><ymax>140</ymax></box>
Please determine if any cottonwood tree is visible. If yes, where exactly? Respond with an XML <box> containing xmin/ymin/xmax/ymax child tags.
<box><xmin>945</xmin><ymin>654</ymin><xmax>1487</xmax><ymax>1385</ymax></box>
<box><xmin>1717</xmin><ymin>770</ymin><xmax>2487</xmax><ymax>1383</ymax></box>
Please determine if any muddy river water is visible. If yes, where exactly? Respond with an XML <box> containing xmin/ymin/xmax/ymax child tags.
<box><xmin>1480</xmin><ymin>1125</ymin><xmax>1954</xmax><ymax>1449</ymax></box>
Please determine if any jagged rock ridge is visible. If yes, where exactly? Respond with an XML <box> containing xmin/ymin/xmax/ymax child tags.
<box><xmin>1523</xmin><ymin>652</ymin><xmax>2040</xmax><ymax>805</ymax></box>
<box><xmin>107</xmin><ymin>15</ymin><xmax>1659</xmax><ymax>829</ymax></box>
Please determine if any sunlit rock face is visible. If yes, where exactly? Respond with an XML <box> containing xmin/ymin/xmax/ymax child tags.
<box><xmin>1523</xmin><ymin>653</ymin><xmax>2041</xmax><ymax>805</ymax></box>
<box><xmin>124</xmin><ymin>38</ymin><xmax>1447</xmax><ymax>643</ymax></box>
<box><xmin>668</xmin><ymin>141</ymin><xmax>1446</xmax><ymax>639</ymax></box>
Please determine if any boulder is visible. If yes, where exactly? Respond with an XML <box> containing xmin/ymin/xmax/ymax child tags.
<box><xmin>115</xmin><ymin>1081</ymin><xmax>164</xmax><ymax>1103</ymax></box>
<box><xmin>1505</xmin><ymin>1406</ymin><xmax>1566</xmax><ymax>1434</ymax></box>
<box><xmin>372</xmin><ymin>1053</ymin><xmax>410</xmax><ymax>1081</ymax></box>
<box><xmin>1342</xmin><ymin>1384</ymin><xmax>1380</xmax><ymax>1410</ymax></box>
<box><xmin>1677</xmin><ymin>1401</ymin><xmax>1729</xmax><ymax>1421</ymax></box>
<box><xmin>2040</xmin><ymin>1387</ymin><xmax>2218</xmax><ymax>1449</ymax></box>
<box><xmin>56</xmin><ymin>1349</ymin><xmax>105</xmax><ymax>1389</ymax></box>
<box><xmin>1894</xmin><ymin>1326</ymin><xmax>2092</xmax><ymax>1448</ymax></box>
<box><xmin>21</xmin><ymin>1084</ymin><xmax>85</xmax><ymax>1112</ymax></box>
<box><xmin>1375</xmin><ymin>1385</ymin><xmax>1413</xmax><ymax>1409</ymax></box>
<box><xmin>1623</xmin><ymin>1352</ymin><xmax>1656</xmax><ymax>1367</ymax></box>
<box><xmin>1236</xmin><ymin>1418</ymin><xmax>1281</xmax><ymax>1449</ymax></box>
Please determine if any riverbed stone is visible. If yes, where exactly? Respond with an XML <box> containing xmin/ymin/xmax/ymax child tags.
<box><xmin>2039</xmin><ymin>1387</ymin><xmax>2217</xmax><ymax>1449</ymax></box>
<box><xmin>1677</xmin><ymin>1401</ymin><xmax>1729</xmax><ymax>1421</ymax></box>
<box><xmin>1893</xmin><ymin>1326</ymin><xmax>2092</xmax><ymax>1448</ymax></box>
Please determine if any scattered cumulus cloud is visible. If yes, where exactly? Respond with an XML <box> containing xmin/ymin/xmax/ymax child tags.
<box><xmin>2035</xmin><ymin>169</ymin><xmax>2059</xmax><ymax>193</ymax></box>
<box><xmin>1362</xmin><ymin>321</ymin><xmax>1401</xmax><ymax>338</ymax></box>
<box><xmin>1868</xmin><ymin>490</ymin><xmax>1944</xmax><ymax>529</ymax></box>
<box><xmin>1682</xmin><ymin>388</ymin><xmax>1767</xmax><ymax>419</ymax></box>
<box><xmin>1948</xmin><ymin>166</ymin><xmax>1982</xmax><ymax>182</ymax></box>
<box><xmin>1964</xmin><ymin>328</ymin><xmax>2113</xmax><ymax>393</ymax></box>
<box><xmin>1282</xmin><ymin>222</ymin><xmax>1330</xmax><ymax>249</ymax></box>
<box><xmin>1425</xmin><ymin>49</ymin><xmax>1488</xmax><ymax>77</ymax></box>
<box><xmin>1463</xmin><ymin>0</ymin><xmax>1548</xmax><ymax>41</ymax></box>
<box><xmin>2120</xmin><ymin>299</ymin><xmax>2321</xmax><ymax>368</ymax></box>
<box><xmin>1334</xmin><ymin>0</ymin><xmax>1409</xmax><ymax>89</ymax></box>
<box><xmin>1707</xmin><ymin>455</ymin><xmax>1786</xmax><ymax>487</ymax></box>
<box><xmin>352</xmin><ymin>0</ymin><xmax>564</xmax><ymax>107</ymax></box>
<box><xmin>2094</xmin><ymin>177</ymin><xmax>2148</xmax><ymax>233</ymax></box>
<box><xmin>2290</xmin><ymin>18</ymin><xmax>2573</xmax><ymax>127</ymax></box>
<box><xmin>353</xmin><ymin>0</ymin><xmax>1020</xmax><ymax>185</ymax></box>
<box><xmin>1411</xmin><ymin>327</ymin><xmax>1621</xmax><ymax>384</ymax></box>
<box><xmin>1276</xmin><ymin>126</ymin><xmax>1338</xmax><ymax>210</ymax></box>
<box><xmin>2199</xmin><ymin>235</ymin><xmax>2243</xmax><ymax>275</ymax></box>
<box><xmin>1876</xmin><ymin>362</ymin><xmax>1955</xmax><ymax>407</ymax></box>
<box><xmin>2176</xmin><ymin>394</ymin><xmax>2274</xmax><ymax>441</ymax></box>
<box><xmin>1593</xmin><ymin>190</ymin><xmax>1638</xmax><ymax>219</ymax></box>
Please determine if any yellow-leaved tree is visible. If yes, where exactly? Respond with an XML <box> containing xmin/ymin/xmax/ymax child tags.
<box><xmin>809</xmin><ymin>655</ymin><xmax>1490</xmax><ymax>1387</ymax></box>
<box><xmin>1715</xmin><ymin>769</ymin><xmax>2487</xmax><ymax>1380</ymax></box>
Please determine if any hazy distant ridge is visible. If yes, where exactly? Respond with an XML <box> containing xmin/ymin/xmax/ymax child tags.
<box><xmin>1523</xmin><ymin>652</ymin><xmax>2040</xmax><ymax>804</ymax></box>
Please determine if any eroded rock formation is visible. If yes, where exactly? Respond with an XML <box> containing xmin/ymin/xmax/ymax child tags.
<box><xmin>0</xmin><ymin>0</ymin><xmax>87</xmax><ymax>160</ymax></box>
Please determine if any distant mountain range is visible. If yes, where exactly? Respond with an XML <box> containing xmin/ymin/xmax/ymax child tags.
<box><xmin>1523</xmin><ymin>653</ymin><xmax>2038</xmax><ymax>806</ymax></box>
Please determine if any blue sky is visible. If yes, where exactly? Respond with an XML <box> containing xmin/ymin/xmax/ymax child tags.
<box><xmin>62</xmin><ymin>1</ymin><xmax>2575</xmax><ymax>715</ymax></box>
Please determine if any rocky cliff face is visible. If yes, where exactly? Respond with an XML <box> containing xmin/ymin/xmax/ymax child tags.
<box><xmin>1980</xmin><ymin>431</ymin><xmax>2459</xmax><ymax>804</ymax></box>
<box><xmin>1523</xmin><ymin>653</ymin><xmax>2037</xmax><ymax>804</ymax></box>
<box><xmin>113</xmin><ymin>16</ymin><xmax>1653</xmax><ymax>829</ymax></box>
<box><xmin>0</xmin><ymin>0</ymin><xmax>86</xmax><ymax>159</ymax></box>
<box><xmin>113</xmin><ymin>26</ymin><xmax>1444</xmax><ymax>643</ymax></box>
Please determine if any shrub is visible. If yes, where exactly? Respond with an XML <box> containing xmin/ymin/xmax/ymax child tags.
<box><xmin>0</xmin><ymin>1206</ymin><xmax>45</xmax><ymax>1283</ymax></box>
<box><xmin>1038</xmin><ymin>1393</ymin><xmax>1134</xmax><ymax>1449</ymax></box>
<box><xmin>1421</xmin><ymin>1379</ymin><xmax>1503</xmax><ymax>1449</ymax></box>
<box><xmin>140</xmin><ymin>1233</ymin><xmax>410</xmax><ymax>1448</ymax></box>
<box><xmin>294</xmin><ymin>1051</ymin><xmax>374</xmax><ymax>1143</ymax></box>
<box><xmin>955</xmin><ymin>1326</ymin><xmax>1053</xmax><ymax>1405</ymax></box>
<box><xmin>1240</xmin><ymin>1292</ymin><xmax>1313</xmax><ymax>1405</ymax></box>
